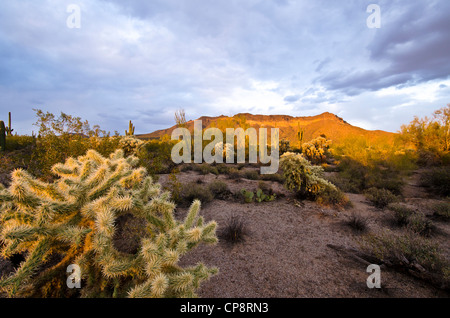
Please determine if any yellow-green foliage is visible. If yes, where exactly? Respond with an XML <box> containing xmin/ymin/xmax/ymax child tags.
<box><xmin>0</xmin><ymin>149</ymin><xmax>218</xmax><ymax>298</ymax></box>
<box><xmin>398</xmin><ymin>104</ymin><xmax>450</xmax><ymax>163</ymax></box>
<box><xmin>279</xmin><ymin>139</ymin><xmax>291</xmax><ymax>155</ymax></box>
<box><xmin>29</xmin><ymin>109</ymin><xmax>121</xmax><ymax>179</ymax></box>
<box><xmin>136</xmin><ymin>139</ymin><xmax>177</xmax><ymax>175</ymax></box>
<box><xmin>301</xmin><ymin>136</ymin><xmax>331</xmax><ymax>164</ymax></box>
<box><xmin>279</xmin><ymin>152</ymin><xmax>336</xmax><ymax>197</ymax></box>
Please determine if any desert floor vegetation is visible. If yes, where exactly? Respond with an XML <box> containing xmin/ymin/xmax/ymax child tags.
<box><xmin>0</xmin><ymin>107</ymin><xmax>449</xmax><ymax>298</ymax></box>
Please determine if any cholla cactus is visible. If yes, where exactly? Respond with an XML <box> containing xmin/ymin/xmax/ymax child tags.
<box><xmin>119</xmin><ymin>135</ymin><xmax>144</xmax><ymax>156</ymax></box>
<box><xmin>0</xmin><ymin>149</ymin><xmax>218</xmax><ymax>298</ymax></box>
<box><xmin>279</xmin><ymin>152</ymin><xmax>336</xmax><ymax>197</ymax></box>
<box><xmin>301</xmin><ymin>136</ymin><xmax>331</xmax><ymax>164</ymax></box>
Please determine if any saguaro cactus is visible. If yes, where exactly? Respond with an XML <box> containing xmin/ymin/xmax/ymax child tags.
<box><xmin>125</xmin><ymin>120</ymin><xmax>135</xmax><ymax>136</ymax></box>
<box><xmin>0</xmin><ymin>149</ymin><xmax>218</xmax><ymax>297</ymax></box>
<box><xmin>5</xmin><ymin>112</ymin><xmax>13</xmax><ymax>136</ymax></box>
<box><xmin>0</xmin><ymin>120</ymin><xmax>6</xmax><ymax>151</ymax></box>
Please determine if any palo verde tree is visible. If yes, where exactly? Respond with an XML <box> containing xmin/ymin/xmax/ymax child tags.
<box><xmin>398</xmin><ymin>104</ymin><xmax>450</xmax><ymax>163</ymax></box>
<box><xmin>0</xmin><ymin>149</ymin><xmax>218</xmax><ymax>298</ymax></box>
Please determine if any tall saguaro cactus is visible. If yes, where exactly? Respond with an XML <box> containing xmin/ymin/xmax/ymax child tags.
<box><xmin>0</xmin><ymin>149</ymin><xmax>218</xmax><ymax>297</ymax></box>
<box><xmin>6</xmin><ymin>112</ymin><xmax>13</xmax><ymax>136</ymax></box>
<box><xmin>125</xmin><ymin>120</ymin><xmax>135</xmax><ymax>136</ymax></box>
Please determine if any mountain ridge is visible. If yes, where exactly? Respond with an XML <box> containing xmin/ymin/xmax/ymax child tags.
<box><xmin>137</xmin><ymin>112</ymin><xmax>395</xmax><ymax>146</ymax></box>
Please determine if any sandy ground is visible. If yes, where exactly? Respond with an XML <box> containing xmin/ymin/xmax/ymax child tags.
<box><xmin>159</xmin><ymin>170</ymin><xmax>450</xmax><ymax>298</ymax></box>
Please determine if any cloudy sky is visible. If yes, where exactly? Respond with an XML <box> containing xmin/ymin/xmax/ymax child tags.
<box><xmin>0</xmin><ymin>0</ymin><xmax>449</xmax><ymax>135</ymax></box>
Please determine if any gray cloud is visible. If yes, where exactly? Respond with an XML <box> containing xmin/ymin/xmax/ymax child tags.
<box><xmin>316</xmin><ymin>1</ymin><xmax>450</xmax><ymax>94</ymax></box>
<box><xmin>0</xmin><ymin>0</ymin><xmax>448</xmax><ymax>135</ymax></box>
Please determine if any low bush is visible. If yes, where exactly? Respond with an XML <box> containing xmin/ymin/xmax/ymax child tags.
<box><xmin>316</xmin><ymin>185</ymin><xmax>352</xmax><ymax>209</ymax></box>
<box><xmin>361</xmin><ymin>231</ymin><xmax>449</xmax><ymax>289</ymax></box>
<box><xmin>136</xmin><ymin>139</ymin><xmax>175</xmax><ymax>176</ymax></box>
<box><xmin>431</xmin><ymin>202</ymin><xmax>450</xmax><ymax>221</ymax></box>
<box><xmin>216</xmin><ymin>163</ymin><xmax>231</xmax><ymax>175</ymax></box>
<box><xmin>243</xmin><ymin>169</ymin><xmax>259</xmax><ymax>180</ymax></box>
<box><xmin>181</xmin><ymin>182</ymin><xmax>214</xmax><ymax>205</ymax></box>
<box><xmin>420</xmin><ymin>167</ymin><xmax>450</xmax><ymax>197</ymax></box>
<box><xmin>217</xmin><ymin>214</ymin><xmax>249</xmax><ymax>245</ymax></box>
<box><xmin>260</xmin><ymin>173</ymin><xmax>285</xmax><ymax>184</ymax></box>
<box><xmin>364</xmin><ymin>187</ymin><xmax>399</xmax><ymax>209</ymax></box>
<box><xmin>257</xmin><ymin>181</ymin><xmax>273</xmax><ymax>195</ymax></box>
<box><xmin>227</xmin><ymin>168</ymin><xmax>242</xmax><ymax>180</ymax></box>
<box><xmin>333</xmin><ymin>157</ymin><xmax>404</xmax><ymax>195</ymax></box>
<box><xmin>388</xmin><ymin>203</ymin><xmax>415</xmax><ymax>227</ymax></box>
<box><xmin>208</xmin><ymin>180</ymin><xmax>231</xmax><ymax>199</ymax></box>
<box><xmin>4</xmin><ymin>135</ymin><xmax>36</xmax><ymax>151</ymax></box>
<box><xmin>345</xmin><ymin>213</ymin><xmax>368</xmax><ymax>233</ymax></box>
<box><xmin>407</xmin><ymin>213</ymin><xmax>434</xmax><ymax>237</ymax></box>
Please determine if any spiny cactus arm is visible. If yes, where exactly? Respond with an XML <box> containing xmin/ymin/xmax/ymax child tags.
<box><xmin>87</xmin><ymin>165</ymin><xmax>133</xmax><ymax>201</ymax></box>
<box><xmin>186</xmin><ymin>263</ymin><xmax>219</xmax><ymax>288</ymax></box>
<box><xmin>184</xmin><ymin>200</ymin><xmax>201</xmax><ymax>229</ymax></box>
<box><xmin>101</xmin><ymin>256</ymin><xmax>140</xmax><ymax>279</ymax></box>
<box><xmin>0</xmin><ymin>238</ymin><xmax>51</xmax><ymax>295</ymax></box>
<box><xmin>128</xmin><ymin>272</ymin><xmax>169</xmax><ymax>298</ymax></box>
<box><xmin>119</xmin><ymin>167</ymin><xmax>146</xmax><ymax>189</ymax></box>
<box><xmin>56</xmin><ymin>226</ymin><xmax>92</xmax><ymax>245</ymax></box>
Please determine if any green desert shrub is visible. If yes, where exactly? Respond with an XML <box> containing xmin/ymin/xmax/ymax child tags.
<box><xmin>407</xmin><ymin>213</ymin><xmax>434</xmax><ymax>237</ymax></box>
<box><xmin>208</xmin><ymin>180</ymin><xmax>230</xmax><ymax>199</ymax></box>
<box><xmin>0</xmin><ymin>149</ymin><xmax>218</xmax><ymax>298</ymax></box>
<box><xmin>216</xmin><ymin>163</ymin><xmax>231</xmax><ymax>175</ymax></box>
<box><xmin>28</xmin><ymin>110</ymin><xmax>121</xmax><ymax>180</ymax></box>
<box><xmin>345</xmin><ymin>213</ymin><xmax>368</xmax><ymax>233</ymax></box>
<box><xmin>333</xmin><ymin>157</ymin><xmax>404</xmax><ymax>195</ymax></box>
<box><xmin>260</xmin><ymin>172</ymin><xmax>285</xmax><ymax>184</ymax></box>
<box><xmin>243</xmin><ymin>169</ymin><xmax>259</xmax><ymax>180</ymax></box>
<box><xmin>431</xmin><ymin>202</ymin><xmax>450</xmax><ymax>221</ymax></box>
<box><xmin>361</xmin><ymin>231</ymin><xmax>450</xmax><ymax>288</ymax></box>
<box><xmin>227</xmin><ymin>168</ymin><xmax>242</xmax><ymax>180</ymax></box>
<box><xmin>364</xmin><ymin>187</ymin><xmax>399</xmax><ymax>209</ymax></box>
<box><xmin>4</xmin><ymin>135</ymin><xmax>36</xmax><ymax>151</ymax></box>
<box><xmin>419</xmin><ymin>167</ymin><xmax>450</xmax><ymax>197</ymax></box>
<box><xmin>316</xmin><ymin>185</ymin><xmax>352</xmax><ymax>209</ymax></box>
<box><xmin>388</xmin><ymin>203</ymin><xmax>415</xmax><ymax>227</ymax></box>
<box><xmin>181</xmin><ymin>182</ymin><xmax>214</xmax><ymax>205</ymax></box>
<box><xmin>136</xmin><ymin>139</ymin><xmax>176</xmax><ymax>176</ymax></box>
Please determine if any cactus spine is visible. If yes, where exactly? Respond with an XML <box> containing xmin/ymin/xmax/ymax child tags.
<box><xmin>0</xmin><ymin>149</ymin><xmax>218</xmax><ymax>297</ymax></box>
<box><xmin>125</xmin><ymin>120</ymin><xmax>135</xmax><ymax>136</ymax></box>
<box><xmin>0</xmin><ymin>121</ymin><xmax>5</xmax><ymax>151</ymax></box>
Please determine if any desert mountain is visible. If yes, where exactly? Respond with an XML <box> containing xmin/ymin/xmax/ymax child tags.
<box><xmin>138</xmin><ymin>112</ymin><xmax>395</xmax><ymax>147</ymax></box>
